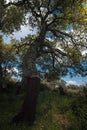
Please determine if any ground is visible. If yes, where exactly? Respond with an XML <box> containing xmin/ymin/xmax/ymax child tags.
<box><xmin>0</xmin><ymin>83</ymin><xmax>87</xmax><ymax>130</ymax></box>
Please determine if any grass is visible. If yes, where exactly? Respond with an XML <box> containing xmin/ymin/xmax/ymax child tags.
<box><xmin>0</xmin><ymin>84</ymin><xmax>87</xmax><ymax>130</ymax></box>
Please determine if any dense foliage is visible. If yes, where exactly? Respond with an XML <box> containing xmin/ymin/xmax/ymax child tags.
<box><xmin>0</xmin><ymin>0</ymin><xmax>87</xmax><ymax>77</ymax></box>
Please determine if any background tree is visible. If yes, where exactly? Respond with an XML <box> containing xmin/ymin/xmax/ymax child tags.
<box><xmin>0</xmin><ymin>0</ymin><xmax>25</xmax><ymax>91</ymax></box>
<box><xmin>0</xmin><ymin>0</ymin><xmax>87</xmax><ymax>125</ymax></box>
<box><xmin>0</xmin><ymin>36</ymin><xmax>19</xmax><ymax>91</ymax></box>
<box><xmin>0</xmin><ymin>0</ymin><xmax>25</xmax><ymax>33</ymax></box>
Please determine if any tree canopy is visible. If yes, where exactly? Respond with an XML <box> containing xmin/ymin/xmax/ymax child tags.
<box><xmin>0</xmin><ymin>0</ymin><xmax>87</xmax><ymax>78</ymax></box>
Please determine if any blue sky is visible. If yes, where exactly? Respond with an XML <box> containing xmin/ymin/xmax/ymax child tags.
<box><xmin>3</xmin><ymin>25</ymin><xmax>36</xmax><ymax>43</ymax></box>
<box><xmin>62</xmin><ymin>75</ymin><xmax>87</xmax><ymax>86</ymax></box>
<box><xmin>3</xmin><ymin>24</ymin><xmax>87</xmax><ymax>86</ymax></box>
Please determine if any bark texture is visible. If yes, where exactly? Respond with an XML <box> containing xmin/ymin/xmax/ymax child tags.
<box><xmin>12</xmin><ymin>23</ymin><xmax>47</xmax><ymax>124</ymax></box>
<box><xmin>0</xmin><ymin>64</ymin><xmax>3</xmax><ymax>92</ymax></box>
<box><xmin>12</xmin><ymin>77</ymin><xmax>40</xmax><ymax>125</ymax></box>
<box><xmin>12</xmin><ymin>38</ymin><xmax>41</xmax><ymax>125</ymax></box>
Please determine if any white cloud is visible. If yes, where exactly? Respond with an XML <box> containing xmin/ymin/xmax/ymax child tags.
<box><xmin>13</xmin><ymin>68</ymin><xmax>19</xmax><ymax>74</ymax></box>
<box><xmin>12</xmin><ymin>25</ymin><xmax>30</xmax><ymax>40</ymax></box>
<box><xmin>82</xmin><ymin>50</ymin><xmax>87</xmax><ymax>56</ymax></box>
<box><xmin>66</xmin><ymin>80</ymin><xmax>78</xmax><ymax>86</ymax></box>
<box><xmin>6</xmin><ymin>0</ymin><xmax>14</xmax><ymax>3</ymax></box>
<box><xmin>6</xmin><ymin>67</ymin><xmax>18</xmax><ymax>74</ymax></box>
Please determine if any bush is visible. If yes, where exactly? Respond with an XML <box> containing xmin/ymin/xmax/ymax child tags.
<box><xmin>70</xmin><ymin>96</ymin><xmax>87</xmax><ymax>130</ymax></box>
<box><xmin>83</xmin><ymin>87</ymin><xmax>87</xmax><ymax>97</ymax></box>
<box><xmin>58</xmin><ymin>86</ymin><xmax>66</xmax><ymax>95</ymax></box>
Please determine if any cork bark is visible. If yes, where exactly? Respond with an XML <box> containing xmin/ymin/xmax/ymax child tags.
<box><xmin>12</xmin><ymin>38</ymin><xmax>41</xmax><ymax>125</ymax></box>
<box><xmin>12</xmin><ymin>24</ymin><xmax>47</xmax><ymax>124</ymax></box>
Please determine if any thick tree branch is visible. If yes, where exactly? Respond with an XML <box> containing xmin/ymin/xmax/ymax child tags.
<box><xmin>48</xmin><ymin>29</ymin><xmax>87</xmax><ymax>48</ymax></box>
<box><xmin>40</xmin><ymin>45</ymin><xmax>67</xmax><ymax>57</ymax></box>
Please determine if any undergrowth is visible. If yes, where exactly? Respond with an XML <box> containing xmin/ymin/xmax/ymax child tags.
<box><xmin>0</xmin><ymin>84</ymin><xmax>87</xmax><ymax>130</ymax></box>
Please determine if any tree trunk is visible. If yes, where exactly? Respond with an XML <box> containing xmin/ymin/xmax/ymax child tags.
<box><xmin>12</xmin><ymin>38</ymin><xmax>41</xmax><ymax>125</ymax></box>
<box><xmin>12</xmin><ymin>23</ymin><xmax>47</xmax><ymax>124</ymax></box>
<box><xmin>0</xmin><ymin>64</ymin><xmax>3</xmax><ymax>92</ymax></box>
<box><xmin>0</xmin><ymin>40</ymin><xmax>3</xmax><ymax>92</ymax></box>
<box><xmin>12</xmin><ymin>76</ymin><xmax>40</xmax><ymax>125</ymax></box>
